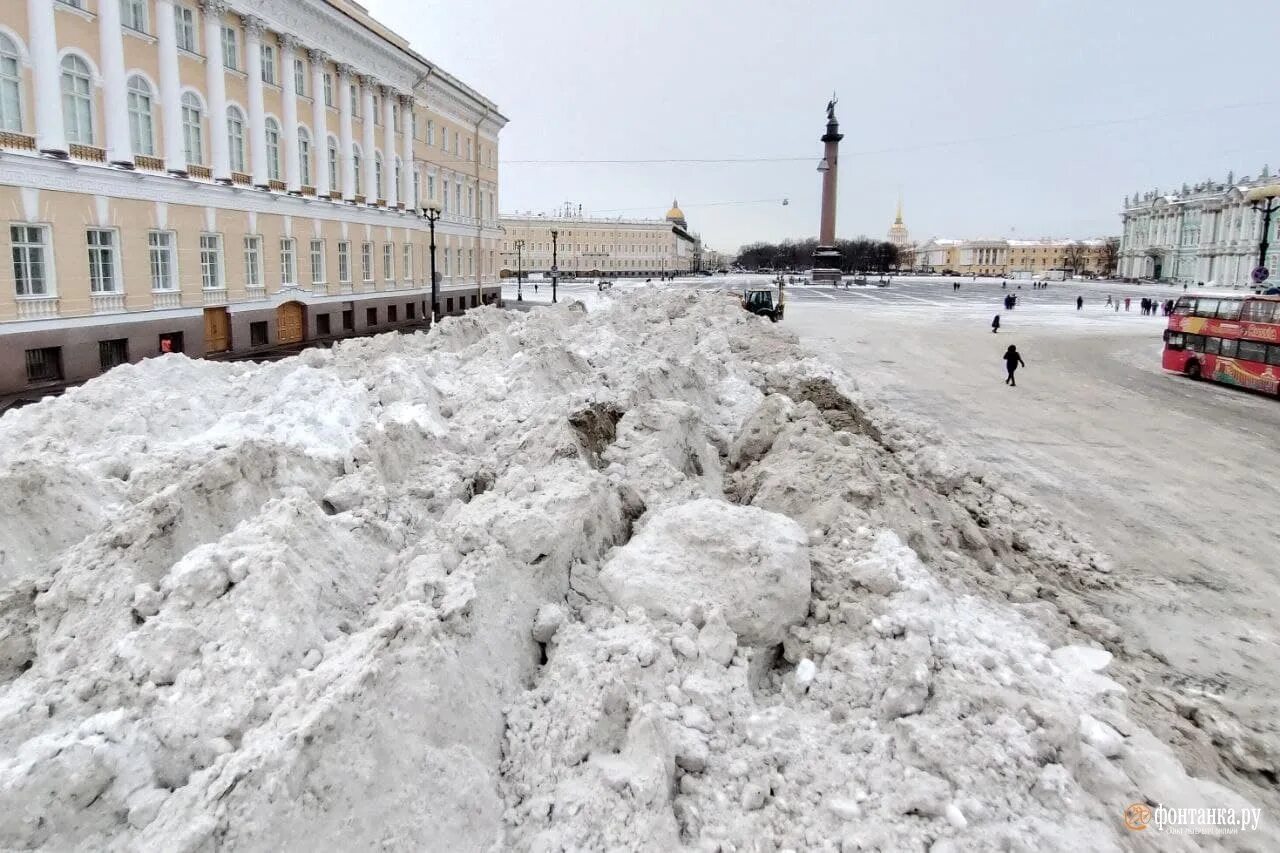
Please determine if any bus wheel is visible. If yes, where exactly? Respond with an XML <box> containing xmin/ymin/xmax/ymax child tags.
<box><xmin>1186</xmin><ymin>361</ymin><xmax>1201</xmax><ymax>380</ymax></box>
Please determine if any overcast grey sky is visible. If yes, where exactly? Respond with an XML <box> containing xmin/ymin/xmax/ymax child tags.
<box><xmin>365</xmin><ymin>0</ymin><xmax>1280</xmax><ymax>254</ymax></box>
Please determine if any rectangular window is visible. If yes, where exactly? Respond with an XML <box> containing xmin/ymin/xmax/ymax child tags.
<box><xmin>243</xmin><ymin>235</ymin><xmax>262</xmax><ymax>287</ymax></box>
<box><xmin>309</xmin><ymin>238</ymin><xmax>325</xmax><ymax>283</ymax></box>
<box><xmin>406</xmin><ymin>302</ymin><xmax>416</xmax><ymax>320</ymax></box>
<box><xmin>316</xmin><ymin>313</ymin><xmax>331</xmax><ymax>335</ymax></box>
<box><xmin>337</xmin><ymin>242</ymin><xmax>350</xmax><ymax>282</ymax></box>
<box><xmin>147</xmin><ymin>230</ymin><xmax>175</xmax><ymax>291</ymax></box>
<box><xmin>11</xmin><ymin>225</ymin><xmax>49</xmax><ymax>296</ymax></box>
<box><xmin>176</xmin><ymin>6</ymin><xmax>198</xmax><ymax>53</ymax></box>
<box><xmin>445</xmin><ymin>297</ymin><xmax>453</xmax><ymax>313</ymax></box>
<box><xmin>366</xmin><ymin>306</ymin><xmax>377</xmax><ymax>325</ymax></box>
<box><xmin>159</xmin><ymin>331</ymin><xmax>184</xmax><ymax>353</ymax></box>
<box><xmin>341</xmin><ymin>308</ymin><xmax>354</xmax><ymax>331</ymax></box>
<box><xmin>250</xmin><ymin>320</ymin><xmax>268</xmax><ymax>347</ymax></box>
<box><xmin>427</xmin><ymin>119</ymin><xmax>434</xmax><ymax>146</ymax></box>
<box><xmin>388</xmin><ymin>304</ymin><xmax>398</xmax><ymax>322</ymax></box>
<box><xmin>361</xmin><ymin>242</ymin><xmax>373</xmax><ymax>282</ymax></box>
<box><xmin>1219</xmin><ymin>338</ymin><xmax>1238</xmax><ymax>358</ymax></box>
<box><xmin>1216</xmin><ymin>300</ymin><xmax>1242</xmax><ymax>321</ymax></box>
<box><xmin>86</xmin><ymin>229</ymin><xmax>118</xmax><ymax>293</ymax></box>
<box><xmin>294</xmin><ymin>58</ymin><xmax>306</xmax><ymax>95</ymax></box>
<box><xmin>199</xmin><ymin>234</ymin><xmax>222</xmax><ymax>290</ymax></box>
<box><xmin>453</xmin><ymin>131</ymin><xmax>459</xmax><ymax>154</ymax></box>
<box><xmin>466</xmin><ymin>138</ymin><xmax>472</xmax><ymax>161</ymax></box>
<box><xmin>427</xmin><ymin>174</ymin><xmax>435</xmax><ymax>201</ymax></box>
<box><xmin>350</xmin><ymin>84</ymin><xmax>358</xmax><ymax>116</ymax></box>
<box><xmin>1203</xmin><ymin>337</ymin><xmax>1221</xmax><ymax>356</ymax></box>
<box><xmin>1268</xmin><ymin>345</ymin><xmax>1280</xmax><ymax>367</ymax></box>
<box><xmin>25</xmin><ymin>347</ymin><xmax>63</xmax><ymax>384</ymax></box>
<box><xmin>280</xmin><ymin>237</ymin><xmax>296</xmax><ymax>285</ymax></box>
<box><xmin>1237</xmin><ymin>340</ymin><xmax>1268</xmax><ymax>363</ymax></box>
<box><xmin>221</xmin><ymin>26</ymin><xmax>238</xmax><ymax>70</ymax></box>
<box><xmin>323</xmin><ymin>72</ymin><xmax>334</xmax><ymax>107</ymax></box>
<box><xmin>383</xmin><ymin>242</ymin><xmax>394</xmax><ymax>281</ymax></box>
<box><xmin>99</xmin><ymin>338</ymin><xmax>128</xmax><ymax>371</ymax></box>
<box><xmin>122</xmin><ymin>0</ymin><xmax>147</xmax><ymax>32</ymax></box>
<box><xmin>261</xmin><ymin>44</ymin><xmax>277</xmax><ymax>85</ymax></box>
<box><xmin>373</xmin><ymin>94</ymin><xmax>381</xmax><ymax>125</ymax></box>
<box><xmin>403</xmin><ymin>244</ymin><xmax>412</xmax><ymax>280</ymax></box>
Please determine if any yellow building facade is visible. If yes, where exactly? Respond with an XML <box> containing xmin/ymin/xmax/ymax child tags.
<box><xmin>912</xmin><ymin>238</ymin><xmax>1110</xmax><ymax>277</ymax></box>
<box><xmin>499</xmin><ymin>202</ymin><xmax>701</xmax><ymax>279</ymax></box>
<box><xmin>0</xmin><ymin>0</ymin><xmax>506</xmax><ymax>396</ymax></box>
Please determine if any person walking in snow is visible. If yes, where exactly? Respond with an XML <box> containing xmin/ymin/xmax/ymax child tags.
<box><xmin>1077</xmin><ymin>295</ymin><xmax>1084</xmax><ymax>310</ymax></box>
<box><xmin>1105</xmin><ymin>294</ymin><xmax>1112</xmax><ymax>306</ymax></box>
<box><xmin>992</xmin><ymin>314</ymin><xmax>1001</xmax><ymax>334</ymax></box>
<box><xmin>1125</xmin><ymin>297</ymin><xmax>1131</xmax><ymax>311</ymax></box>
<box><xmin>1003</xmin><ymin>345</ymin><xmax>1026</xmax><ymax>386</ymax></box>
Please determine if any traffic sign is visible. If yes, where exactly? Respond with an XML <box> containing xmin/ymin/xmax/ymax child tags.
<box><xmin>1252</xmin><ymin>266</ymin><xmax>1270</xmax><ymax>284</ymax></box>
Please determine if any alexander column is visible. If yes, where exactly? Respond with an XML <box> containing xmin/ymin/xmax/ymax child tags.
<box><xmin>812</xmin><ymin>96</ymin><xmax>844</xmax><ymax>282</ymax></box>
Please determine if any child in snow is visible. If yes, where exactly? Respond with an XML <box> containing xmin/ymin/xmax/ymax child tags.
<box><xmin>1003</xmin><ymin>345</ymin><xmax>1026</xmax><ymax>386</ymax></box>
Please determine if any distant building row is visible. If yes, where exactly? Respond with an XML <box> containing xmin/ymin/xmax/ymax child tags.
<box><xmin>906</xmin><ymin>238</ymin><xmax>1112</xmax><ymax>277</ymax></box>
<box><xmin>498</xmin><ymin>201</ymin><xmax>700</xmax><ymax>278</ymax></box>
<box><xmin>1118</xmin><ymin>168</ymin><xmax>1280</xmax><ymax>286</ymax></box>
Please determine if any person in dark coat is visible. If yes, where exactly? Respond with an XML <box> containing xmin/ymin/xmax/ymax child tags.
<box><xmin>1004</xmin><ymin>345</ymin><xmax>1026</xmax><ymax>385</ymax></box>
<box><xmin>1077</xmin><ymin>295</ymin><xmax>1084</xmax><ymax>310</ymax></box>
<box><xmin>992</xmin><ymin>314</ymin><xmax>1001</xmax><ymax>333</ymax></box>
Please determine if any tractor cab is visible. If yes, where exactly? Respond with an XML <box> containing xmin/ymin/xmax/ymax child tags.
<box><xmin>742</xmin><ymin>288</ymin><xmax>783</xmax><ymax>322</ymax></box>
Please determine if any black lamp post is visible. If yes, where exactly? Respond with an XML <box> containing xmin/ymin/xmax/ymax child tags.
<box><xmin>550</xmin><ymin>229</ymin><xmax>559</xmax><ymax>303</ymax></box>
<box><xmin>515</xmin><ymin>239</ymin><xmax>525</xmax><ymax>301</ymax></box>
<box><xmin>424</xmin><ymin>202</ymin><xmax>441</xmax><ymax>322</ymax></box>
<box><xmin>1246</xmin><ymin>184</ymin><xmax>1280</xmax><ymax>285</ymax></box>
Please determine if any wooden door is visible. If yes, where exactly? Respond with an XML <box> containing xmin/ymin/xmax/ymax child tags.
<box><xmin>203</xmin><ymin>307</ymin><xmax>230</xmax><ymax>353</ymax></box>
<box><xmin>277</xmin><ymin>301</ymin><xmax>304</xmax><ymax>345</ymax></box>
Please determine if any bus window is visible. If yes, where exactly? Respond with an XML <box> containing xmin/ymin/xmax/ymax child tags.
<box><xmin>1164</xmin><ymin>330</ymin><xmax>1184</xmax><ymax>349</ymax></box>
<box><xmin>1268</xmin><ymin>345</ymin><xmax>1280</xmax><ymax>366</ymax></box>
<box><xmin>1172</xmin><ymin>298</ymin><xmax>1193</xmax><ymax>316</ymax></box>
<box><xmin>1241</xmin><ymin>300</ymin><xmax>1276</xmax><ymax>322</ymax></box>
<box><xmin>1219</xmin><ymin>339</ymin><xmax>1238</xmax><ymax>358</ymax></box>
<box><xmin>1195</xmin><ymin>299</ymin><xmax>1218</xmax><ymax>318</ymax></box>
<box><xmin>1237</xmin><ymin>340</ymin><xmax>1267</xmax><ymax>362</ymax></box>
<box><xmin>1203</xmin><ymin>337</ymin><xmax>1221</xmax><ymax>355</ymax></box>
<box><xmin>1184</xmin><ymin>333</ymin><xmax>1204</xmax><ymax>351</ymax></box>
<box><xmin>1216</xmin><ymin>300</ymin><xmax>1243</xmax><ymax>320</ymax></box>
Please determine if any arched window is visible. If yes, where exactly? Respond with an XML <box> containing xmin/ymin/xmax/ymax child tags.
<box><xmin>180</xmin><ymin>91</ymin><xmax>203</xmax><ymax>164</ymax></box>
<box><xmin>226</xmin><ymin>105</ymin><xmax>245</xmax><ymax>172</ymax></box>
<box><xmin>265</xmin><ymin>117</ymin><xmax>281</xmax><ymax>181</ymax></box>
<box><xmin>297</xmin><ymin>126</ymin><xmax>311</xmax><ymax>186</ymax></box>
<box><xmin>352</xmin><ymin>143</ymin><xmax>362</xmax><ymax>195</ymax></box>
<box><xmin>374</xmin><ymin>152</ymin><xmax>383</xmax><ymax>200</ymax></box>
<box><xmin>125</xmin><ymin>75</ymin><xmax>153</xmax><ymax>155</ymax></box>
<box><xmin>60</xmin><ymin>54</ymin><xmax>93</xmax><ymax>144</ymax></box>
<box><xmin>0</xmin><ymin>34</ymin><xmax>22</xmax><ymax>132</ymax></box>
<box><xmin>327</xmin><ymin>136</ymin><xmax>338</xmax><ymax>191</ymax></box>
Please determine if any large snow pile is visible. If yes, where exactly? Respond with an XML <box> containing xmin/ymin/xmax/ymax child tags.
<box><xmin>0</xmin><ymin>293</ymin><xmax>1263</xmax><ymax>851</ymax></box>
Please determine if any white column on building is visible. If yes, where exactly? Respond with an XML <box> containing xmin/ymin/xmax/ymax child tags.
<box><xmin>400</xmin><ymin>95</ymin><xmax>414</xmax><ymax>209</ymax></box>
<box><xmin>382</xmin><ymin>87</ymin><xmax>397</xmax><ymax>208</ymax></box>
<box><xmin>243</xmin><ymin>15</ymin><xmax>267</xmax><ymax>186</ymax></box>
<box><xmin>27</xmin><ymin>0</ymin><xmax>66</xmax><ymax>156</ymax></box>
<box><xmin>280</xmin><ymin>34</ymin><xmax>301</xmax><ymax>193</ymax></box>
<box><xmin>155</xmin><ymin>0</ymin><xmax>185</xmax><ymax>172</ymax></box>
<box><xmin>201</xmin><ymin>0</ymin><xmax>231</xmax><ymax>181</ymax></box>
<box><xmin>337</xmin><ymin>64</ymin><xmax>355</xmax><ymax>200</ymax></box>
<box><xmin>96</xmin><ymin>0</ymin><xmax>132</xmax><ymax>165</ymax></box>
<box><xmin>309</xmin><ymin>49</ymin><xmax>330</xmax><ymax>197</ymax></box>
<box><xmin>360</xmin><ymin>77</ymin><xmax>376</xmax><ymax>201</ymax></box>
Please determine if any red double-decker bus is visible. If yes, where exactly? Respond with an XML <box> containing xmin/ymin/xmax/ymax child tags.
<box><xmin>1163</xmin><ymin>293</ymin><xmax>1280</xmax><ymax>396</ymax></box>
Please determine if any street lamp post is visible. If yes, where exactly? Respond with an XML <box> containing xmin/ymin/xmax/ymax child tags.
<box><xmin>550</xmin><ymin>229</ymin><xmax>559</xmax><ymax>304</ymax></box>
<box><xmin>515</xmin><ymin>239</ymin><xmax>525</xmax><ymax>301</ymax></box>
<box><xmin>424</xmin><ymin>201</ymin><xmax>442</xmax><ymax>322</ymax></box>
<box><xmin>1246</xmin><ymin>184</ymin><xmax>1280</xmax><ymax>286</ymax></box>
